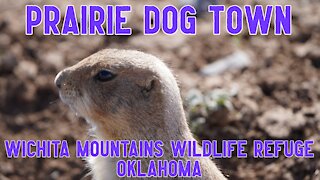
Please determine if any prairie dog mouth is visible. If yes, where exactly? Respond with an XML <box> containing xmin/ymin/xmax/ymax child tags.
<box><xmin>55</xmin><ymin>70</ymin><xmax>86</xmax><ymax>118</ymax></box>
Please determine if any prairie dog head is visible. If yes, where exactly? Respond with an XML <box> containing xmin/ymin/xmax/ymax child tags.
<box><xmin>55</xmin><ymin>49</ymin><xmax>187</xmax><ymax>140</ymax></box>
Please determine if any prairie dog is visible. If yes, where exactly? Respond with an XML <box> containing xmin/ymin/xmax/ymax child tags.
<box><xmin>55</xmin><ymin>49</ymin><xmax>226</xmax><ymax>179</ymax></box>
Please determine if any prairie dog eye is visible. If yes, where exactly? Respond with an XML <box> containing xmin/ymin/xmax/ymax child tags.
<box><xmin>95</xmin><ymin>69</ymin><xmax>116</xmax><ymax>82</ymax></box>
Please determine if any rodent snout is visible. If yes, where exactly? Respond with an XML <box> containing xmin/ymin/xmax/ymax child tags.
<box><xmin>54</xmin><ymin>70</ymin><xmax>66</xmax><ymax>89</ymax></box>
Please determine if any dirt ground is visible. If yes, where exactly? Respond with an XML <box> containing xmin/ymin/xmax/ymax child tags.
<box><xmin>0</xmin><ymin>0</ymin><xmax>320</xmax><ymax>179</ymax></box>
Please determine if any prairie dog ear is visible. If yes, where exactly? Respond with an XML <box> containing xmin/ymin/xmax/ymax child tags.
<box><xmin>136</xmin><ymin>76</ymin><xmax>157</xmax><ymax>98</ymax></box>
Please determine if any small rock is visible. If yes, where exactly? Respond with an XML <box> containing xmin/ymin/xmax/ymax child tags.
<box><xmin>0</xmin><ymin>34</ymin><xmax>11</xmax><ymax>47</ymax></box>
<box><xmin>0</xmin><ymin>52</ymin><xmax>17</xmax><ymax>74</ymax></box>
<box><xmin>200</xmin><ymin>51</ymin><xmax>251</xmax><ymax>76</ymax></box>
<box><xmin>0</xmin><ymin>161</ymin><xmax>14</xmax><ymax>174</ymax></box>
<box><xmin>258</xmin><ymin>107</ymin><xmax>306</xmax><ymax>138</ymax></box>
<box><xmin>309</xmin><ymin>47</ymin><xmax>320</xmax><ymax>69</ymax></box>
<box><xmin>14</xmin><ymin>60</ymin><xmax>38</xmax><ymax>79</ymax></box>
<box><xmin>41</xmin><ymin>50</ymin><xmax>65</xmax><ymax>70</ymax></box>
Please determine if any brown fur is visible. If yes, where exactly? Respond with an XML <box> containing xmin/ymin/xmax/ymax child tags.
<box><xmin>55</xmin><ymin>49</ymin><xmax>226</xmax><ymax>180</ymax></box>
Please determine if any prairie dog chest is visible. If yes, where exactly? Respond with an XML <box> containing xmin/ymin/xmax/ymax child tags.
<box><xmin>88</xmin><ymin>156</ymin><xmax>116</xmax><ymax>180</ymax></box>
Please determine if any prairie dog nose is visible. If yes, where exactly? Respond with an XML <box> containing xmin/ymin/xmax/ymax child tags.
<box><xmin>54</xmin><ymin>70</ymin><xmax>66</xmax><ymax>89</ymax></box>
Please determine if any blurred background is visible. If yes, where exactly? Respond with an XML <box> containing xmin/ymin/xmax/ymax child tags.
<box><xmin>0</xmin><ymin>0</ymin><xmax>319</xmax><ymax>179</ymax></box>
